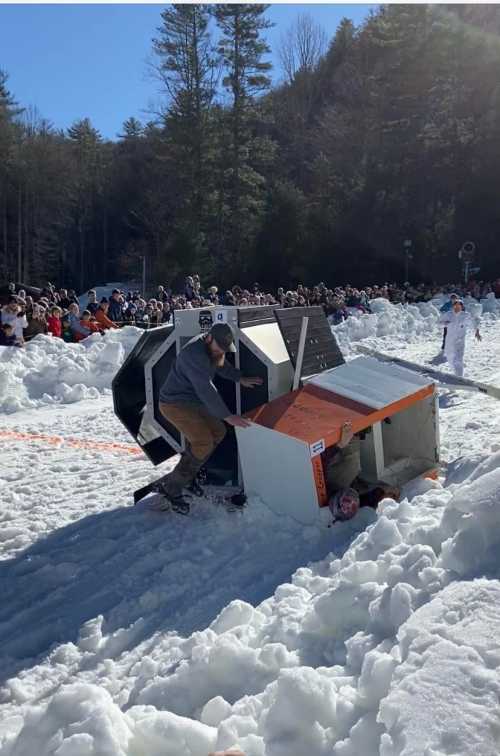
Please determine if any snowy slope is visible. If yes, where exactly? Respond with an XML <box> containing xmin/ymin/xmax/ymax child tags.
<box><xmin>1</xmin><ymin>301</ymin><xmax>500</xmax><ymax>755</ymax></box>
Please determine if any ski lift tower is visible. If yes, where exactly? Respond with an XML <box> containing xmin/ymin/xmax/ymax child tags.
<box><xmin>458</xmin><ymin>241</ymin><xmax>476</xmax><ymax>284</ymax></box>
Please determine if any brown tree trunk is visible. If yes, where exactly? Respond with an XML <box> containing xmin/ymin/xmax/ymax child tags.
<box><xmin>2</xmin><ymin>192</ymin><xmax>8</xmax><ymax>280</ymax></box>
<box><xmin>17</xmin><ymin>182</ymin><xmax>22</xmax><ymax>282</ymax></box>
<box><xmin>23</xmin><ymin>184</ymin><xmax>29</xmax><ymax>283</ymax></box>
<box><xmin>79</xmin><ymin>219</ymin><xmax>85</xmax><ymax>293</ymax></box>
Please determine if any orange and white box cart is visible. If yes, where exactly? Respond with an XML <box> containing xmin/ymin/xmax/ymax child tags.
<box><xmin>236</xmin><ymin>356</ymin><xmax>439</xmax><ymax>524</ymax></box>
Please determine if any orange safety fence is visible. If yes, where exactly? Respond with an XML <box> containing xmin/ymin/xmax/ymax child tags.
<box><xmin>0</xmin><ymin>429</ymin><xmax>143</xmax><ymax>456</ymax></box>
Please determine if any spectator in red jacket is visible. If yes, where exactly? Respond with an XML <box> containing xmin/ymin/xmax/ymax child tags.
<box><xmin>47</xmin><ymin>306</ymin><xmax>62</xmax><ymax>338</ymax></box>
<box><xmin>80</xmin><ymin>309</ymin><xmax>101</xmax><ymax>334</ymax></box>
<box><xmin>95</xmin><ymin>301</ymin><xmax>119</xmax><ymax>330</ymax></box>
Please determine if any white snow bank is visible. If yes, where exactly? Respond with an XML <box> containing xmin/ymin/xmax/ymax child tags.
<box><xmin>7</xmin><ymin>449</ymin><xmax>500</xmax><ymax>756</ymax></box>
<box><xmin>2</xmin><ymin>295</ymin><xmax>497</xmax><ymax>416</ymax></box>
<box><xmin>7</xmin><ymin>684</ymin><xmax>133</xmax><ymax>756</ymax></box>
<box><xmin>481</xmin><ymin>292</ymin><xmax>500</xmax><ymax>313</ymax></box>
<box><xmin>333</xmin><ymin>298</ymin><xmax>442</xmax><ymax>352</ymax></box>
<box><xmin>77</xmin><ymin>282</ymin><xmax>135</xmax><ymax>311</ymax></box>
<box><xmin>3</xmin><ymin>302</ymin><xmax>500</xmax><ymax>756</ymax></box>
<box><xmin>380</xmin><ymin>580</ymin><xmax>500</xmax><ymax>756</ymax></box>
<box><xmin>0</xmin><ymin>328</ymin><xmax>141</xmax><ymax>414</ymax></box>
<box><xmin>333</xmin><ymin>295</ymin><xmax>499</xmax><ymax>356</ymax></box>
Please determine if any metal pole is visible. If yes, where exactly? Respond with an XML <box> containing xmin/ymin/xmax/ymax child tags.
<box><xmin>142</xmin><ymin>256</ymin><xmax>146</xmax><ymax>297</ymax></box>
<box><xmin>405</xmin><ymin>251</ymin><xmax>409</xmax><ymax>283</ymax></box>
<box><xmin>293</xmin><ymin>316</ymin><xmax>309</xmax><ymax>390</ymax></box>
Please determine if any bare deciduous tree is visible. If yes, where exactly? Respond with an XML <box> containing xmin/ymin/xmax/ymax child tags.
<box><xmin>279</xmin><ymin>12</ymin><xmax>327</xmax><ymax>83</ymax></box>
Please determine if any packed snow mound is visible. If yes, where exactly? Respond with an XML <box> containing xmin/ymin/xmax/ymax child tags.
<box><xmin>2</xmin><ymin>299</ymin><xmax>500</xmax><ymax>755</ymax></box>
<box><xmin>380</xmin><ymin>580</ymin><xmax>500</xmax><ymax>756</ymax></box>
<box><xmin>333</xmin><ymin>297</ymin><xmax>442</xmax><ymax>350</ymax></box>
<box><xmin>333</xmin><ymin>295</ymin><xmax>498</xmax><ymax>354</ymax></box>
<box><xmin>0</xmin><ymin>328</ymin><xmax>141</xmax><ymax>414</ymax></box>
<box><xmin>481</xmin><ymin>292</ymin><xmax>500</xmax><ymax>313</ymax></box>
<box><xmin>77</xmin><ymin>281</ymin><xmax>136</xmax><ymax>311</ymax></box>
<box><xmin>5</xmin><ymin>451</ymin><xmax>500</xmax><ymax>756</ymax></box>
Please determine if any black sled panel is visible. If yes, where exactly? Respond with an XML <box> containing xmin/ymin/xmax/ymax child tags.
<box><xmin>112</xmin><ymin>324</ymin><xmax>177</xmax><ymax>464</ymax></box>
<box><xmin>238</xmin><ymin>342</ymin><xmax>269</xmax><ymax>414</ymax></box>
<box><xmin>274</xmin><ymin>306</ymin><xmax>344</xmax><ymax>380</ymax></box>
<box><xmin>238</xmin><ymin>305</ymin><xmax>276</xmax><ymax>328</ymax></box>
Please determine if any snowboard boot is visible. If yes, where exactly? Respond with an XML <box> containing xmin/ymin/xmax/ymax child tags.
<box><xmin>170</xmin><ymin>495</ymin><xmax>190</xmax><ymax>516</ymax></box>
<box><xmin>150</xmin><ymin>490</ymin><xmax>190</xmax><ymax>515</ymax></box>
<box><xmin>157</xmin><ymin>449</ymin><xmax>204</xmax><ymax>499</ymax></box>
<box><xmin>186</xmin><ymin>478</ymin><xmax>204</xmax><ymax>497</ymax></box>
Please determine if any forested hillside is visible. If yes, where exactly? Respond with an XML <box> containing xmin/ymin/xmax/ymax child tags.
<box><xmin>1</xmin><ymin>4</ymin><xmax>499</xmax><ymax>290</ymax></box>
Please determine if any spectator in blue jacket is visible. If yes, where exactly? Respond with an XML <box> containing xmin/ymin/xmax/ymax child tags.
<box><xmin>68</xmin><ymin>303</ymin><xmax>91</xmax><ymax>340</ymax></box>
<box><xmin>439</xmin><ymin>293</ymin><xmax>459</xmax><ymax>314</ymax></box>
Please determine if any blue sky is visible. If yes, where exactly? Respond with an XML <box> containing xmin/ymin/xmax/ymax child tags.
<box><xmin>1</xmin><ymin>4</ymin><xmax>376</xmax><ymax>140</ymax></box>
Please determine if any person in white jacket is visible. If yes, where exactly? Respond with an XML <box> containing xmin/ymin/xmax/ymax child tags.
<box><xmin>1</xmin><ymin>298</ymin><xmax>27</xmax><ymax>346</ymax></box>
<box><xmin>439</xmin><ymin>299</ymin><xmax>481</xmax><ymax>377</ymax></box>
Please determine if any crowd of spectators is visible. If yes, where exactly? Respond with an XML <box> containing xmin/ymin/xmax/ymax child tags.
<box><xmin>0</xmin><ymin>283</ymin><xmax>121</xmax><ymax>347</ymax></box>
<box><xmin>1</xmin><ymin>275</ymin><xmax>500</xmax><ymax>348</ymax></box>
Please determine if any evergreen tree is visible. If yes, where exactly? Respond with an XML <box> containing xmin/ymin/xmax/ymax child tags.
<box><xmin>119</xmin><ymin>117</ymin><xmax>144</xmax><ymax>141</ymax></box>
<box><xmin>213</xmin><ymin>4</ymin><xmax>274</xmax><ymax>272</ymax></box>
<box><xmin>2</xmin><ymin>5</ymin><xmax>500</xmax><ymax>290</ymax></box>
<box><xmin>152</xmin><ymin>4</ymin><xmax>218</xmax><ymax>268</ymax></box>
<box><xmin>0</xmin><ymin>71</ymin><xmax>23</xmax><ymax>281</ymax></box>
<box><xmin>67</xmin><ymin>118</ymin><xmax>104</xmax><ymax>289</ymax></box>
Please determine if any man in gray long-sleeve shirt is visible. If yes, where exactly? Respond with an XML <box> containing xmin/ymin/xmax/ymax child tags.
<box><xmin>157</xmin><ymin>322</ymin><xmax>262</xmax><ymax>513</ymax></box>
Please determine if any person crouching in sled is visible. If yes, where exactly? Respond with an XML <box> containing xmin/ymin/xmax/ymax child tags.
<box><xmin>325</xmin><ymin>421</ymin><xmax>399</xmax><ymax>523</ymax></box>
<box><xmin>439</xmin><ymin>298</ymin><xmax>481</xmax><ymax>377</ymax></box>
<box><xmin>158</xmin><ymin>323</ymin><xmax>263</xmax><ymax>515</ymax></box>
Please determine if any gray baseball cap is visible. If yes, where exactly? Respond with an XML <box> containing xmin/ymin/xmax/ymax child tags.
<box><xmin>210</xmin><ymin>322</ymin><xmax>236</xmax><ymax>352</ymax></box>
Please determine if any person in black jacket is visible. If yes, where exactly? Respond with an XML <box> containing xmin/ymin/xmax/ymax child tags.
<box><xmin>107</xmin><ymin>290</ymin><xmax>124</xmax><ymax>323</ymax></box>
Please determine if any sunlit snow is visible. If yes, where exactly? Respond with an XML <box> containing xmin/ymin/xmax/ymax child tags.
<box><xmin>1</xmin><ymin>296</ymin><xmax>500</xmax><ymax>755</ymax></box>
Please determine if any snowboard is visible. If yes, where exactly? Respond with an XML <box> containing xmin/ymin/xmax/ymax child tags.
<box><xmin>133</xmin><ymin>474</ymin><xmax>247</xmax><ymax>514</ymax></box>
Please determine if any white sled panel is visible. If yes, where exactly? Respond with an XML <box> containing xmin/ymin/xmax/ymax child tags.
<box><xmin>236</xmin><ymin>423</ymin><xmax>320</xmax><ymax>525</ymax></box>
<box><xmin>308</xmin><ymin>356</ymin><xmax>434</xmax><ymax>409</ymax></box>
<box><xmin>240</xmin><ymin>322</ymin><xmax>291</xmax><ymax>364</ymax></box>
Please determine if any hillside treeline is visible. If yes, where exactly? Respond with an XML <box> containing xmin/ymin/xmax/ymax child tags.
<box><xmin>1</xmin><ymin>4</ymin><xmax>499</xmax><ymax>291</ymax></box>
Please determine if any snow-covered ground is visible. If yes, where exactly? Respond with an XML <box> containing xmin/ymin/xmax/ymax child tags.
<box><xmin>1</xmin><ymin>298</ymin><xmax>500</xmax><ymax>755</ymax></box>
